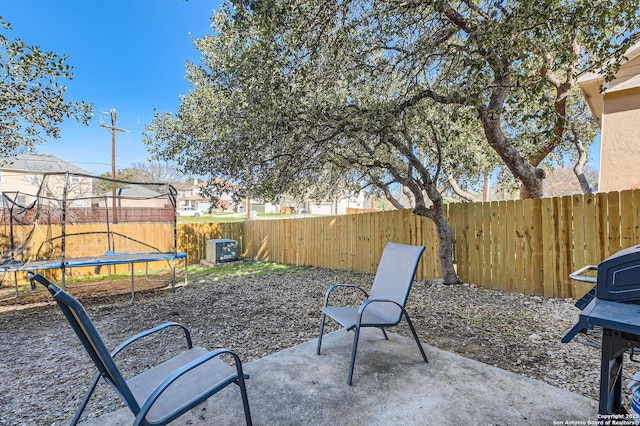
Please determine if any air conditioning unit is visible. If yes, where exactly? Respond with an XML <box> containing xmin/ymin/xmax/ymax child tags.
<box><xmin>206</xmin><ymin>239</ymin><xmax>238</xmax><ymax>263</ymax></box>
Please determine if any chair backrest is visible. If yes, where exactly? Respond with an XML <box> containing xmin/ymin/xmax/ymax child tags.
<box><xmin>31</xmin><ymin>274</ymin><xmax>141</xmax><ymax>413</ymax></box>
<box><xmin>368</xmin><ymin>242</ymin><xmax>425</xmax><ymax>324</ymax></box>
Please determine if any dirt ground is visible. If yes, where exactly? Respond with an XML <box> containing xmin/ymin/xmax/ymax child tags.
<box><xmin>0</xmin><ymin>262</ymin><xmax>606</xmax><ymax>425</ymax></box>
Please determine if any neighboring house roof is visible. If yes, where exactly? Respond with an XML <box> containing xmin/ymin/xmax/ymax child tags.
<box><xmin>95</xmin><ymin>184</ymin><xmax>165</xmax><ymax>199</ymax></box>
<box><xmin>2</xmin><ymin>153</ymin><xmax>93</xmax><ymax>175</ymax></box>
<box><xmin>117</xmin><ymin>185</ymin><xmax>165</xmax><ymax>198</ymax></box>
<box><xmin>578</xmin><ymin>37</ymin><xmax>640</xmax><ymax>126</ymax></box>
<box><xmin>172</xmin><ymin>182</ymin><xmax>193</xmax><ymax>191</ymax></box>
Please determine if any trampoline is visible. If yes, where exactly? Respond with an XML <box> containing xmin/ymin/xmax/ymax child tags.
<box><xmin>0</xmin><ymin>251</ymin><xmax>187</xmax><ymax>303</ymax></box>
<box><xmin>0</xmin><ymin>172</ymin><xmax>188</xmax><ymax>302</ymax></box>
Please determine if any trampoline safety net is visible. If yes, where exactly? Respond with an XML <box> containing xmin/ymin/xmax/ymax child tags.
<box><xmin>0</xmin><ymin>172</ymin><xmax>187</xmax><ymax>301</ymax></box>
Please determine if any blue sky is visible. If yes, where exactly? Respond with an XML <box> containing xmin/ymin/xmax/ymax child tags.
<box><xmin>3</xmin><ymin>0</ymin><xmax>222</xmax><ymax>175</ymax></box>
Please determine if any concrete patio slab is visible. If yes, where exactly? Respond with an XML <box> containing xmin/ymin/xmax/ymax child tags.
<box><xmin>80</xmin><ymin>329</ymin><xmax>597</xmax><ymax>425</ymax></box>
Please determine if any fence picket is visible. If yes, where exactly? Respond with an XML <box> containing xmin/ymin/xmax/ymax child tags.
<box><xmin>472</xmin><ymin>201</ymin><xmax>482</xmax><ymax>286</ymax></box>
<box><xmin>620</xmin><ymin>190</ymin><xmax>634</xmax><ymax>249</ymax></box>
<box><xmin>596</xmin><ymin>193</ymin><xmax>609</xmax><ymax>260</ymax></box>
<box><xmin>505</xmin><ymin>200</ymin><xmax>517</xmax><ymax>292</ymax></box>
<box><xmin>522</xmin><ymin>198</ymin><xmax>534</xmax><ymax>295</ymax></box>
<box><xmin>530</xmin><ymin>198</ymin><xmax>544</xmax><ymax>296</ymax></box>
<box><xmin>608</xmin><ymin>192</ymin><xmax>622</xmax><ymax>255</ymax></box>
<box><xmin>634</xmin><ymin>190</ymin><xmax>640</xmax><ymax>245</ymax></box>
<box><xmin>560</xmin><ymin>196</ymin><xmax>574</xmax><ymax>298</ymax></box>
<box><xmin>488</xmin><ymin>201</ymin><xmax>499</xmax><ymax>289</ymax></box>
<box><xmin>497</xmin><ymin>200</ymin><xmax>508</xmax><ymax>292</ymax></box>
<box><xmin>540</xmin><ymin>198</ymin><xmax>556</xmax><ymax>297</ymax></box>
<box><xmin>481</xmin><ymin>202</ymin><xmax>492</xmax><ymax>288</ymax></box>
<box><xmin>514</xmin><ymin>199</ymin><xmax>525</xmax><ymax>294</ymax></box>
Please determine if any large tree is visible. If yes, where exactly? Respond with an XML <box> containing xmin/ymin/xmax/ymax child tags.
<box><xmin>0</xmin><ymin>19</ymin><xmax>92</xmax><ymax>159</ymax></box>
<box><xmin>146</xmin><ymin>4</ymin><xmax>473</xmax><ymax>283</ymax></box>
<box><xmin>145</xmin><ymin>0</ymin><xmax>638</xmax><ymax>284</ymax></box>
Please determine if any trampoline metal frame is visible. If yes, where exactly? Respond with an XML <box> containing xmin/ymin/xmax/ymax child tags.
<box><xmin>1</xmin><ymin>251</ymin><xmax>188</xmax><ymax>303</ymax></box>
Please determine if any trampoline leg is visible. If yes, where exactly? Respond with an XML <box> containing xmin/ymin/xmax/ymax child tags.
<box><xmin>184</xmin><ymin>260</ymin><xmax>187</xmax><ymax>286</ymax></box>
<box><xmin>181</xmin><ymin>257</ymin><xmax>187</xmax><ymax>288</ymax></box>
<box><xmin>172</xmin><ymin>258</ymin><xmax>176</xmax><ymax>291</ymax></box>
<box><xmin>129</xmin><ymin>263</ymin><xmax>135</xmax><ymax>304</ymax></box>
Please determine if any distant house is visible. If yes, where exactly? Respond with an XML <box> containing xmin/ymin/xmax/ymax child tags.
<box><xmin>174</xmin><ymin>179</ymin><xmax>239</xmax><ymax>212</ymax></box>
<box><xmin>93</xmin><ymin>184</ymin><xmax>168</xmax><ymax>208</ymax></box>
<box><xmin>274</xmin><ymin>191</ymin><xmax>373</xmax><ymax>216</ymax></box>
<box><xmin>0</xmin><ymin>153</ymin><xmax>93</xmax><ymax>207</ymax></box>
<box><xmin>174</xmin><ymin>180</ymin><xmax>210</xmax><ymax>211</ymax></box>
<box><xmin>306</xmin><ymin>192</ymin><xmax>369</xmax><ymax>216</ymax></box>
<box><xmin>578</xmin><ymin>36</ymin><xmax>640</xmax><ymax>192</ymax></box>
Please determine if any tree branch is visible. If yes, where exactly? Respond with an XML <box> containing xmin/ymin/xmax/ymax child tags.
<box><xmin>446</xmin><ymin>172</ymin><xmax>480</xmax><ymax>202</ymax></box>
<box><xmin>568</xmin><ymin>123</ymin><xmax>594</xmax><ymax>194</ymax></box>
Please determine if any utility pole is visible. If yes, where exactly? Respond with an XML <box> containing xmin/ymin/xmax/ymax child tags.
<box><xmin>100</xmin><ymin>109</ymin><xmax>127</xmax><ymax>224</ymax></box>
<box><xmin>483</xmin><ymin>174</ymin><xmax>490</xmax><ymax>202</ymax></box>
<box><xmin>246</xmin><ymin>165</ymin><xmax>252</xmax><ymax>221</ymax></box>
<box><xmin>246</xmin><ymin>194</ymin><xmax>252</xmax><ymax>221</ymax></box>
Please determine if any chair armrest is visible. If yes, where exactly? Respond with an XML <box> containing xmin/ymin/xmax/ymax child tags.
<box><xmin>323</xmin><ymin>284</ymin><xmax>369</xmax><ymax>307</ymax></box>
<box><xmin>135</xmin><ymin>348</ymin><xmax>247</xmax><ymax>425</ymax></box>
<box><xmin>358</xmin><ymin>298</ymin><xmax>401</xmax><ymax>313</ymax></box>
<box><xmin>111</xmin><ymin>322</ymin><xmax>193</xmax><ymax>358</ymax></box>
<box><xmin>356</xmin><ymin>298</ymin><xmax>403</xmax><ymax>325</ymax></box>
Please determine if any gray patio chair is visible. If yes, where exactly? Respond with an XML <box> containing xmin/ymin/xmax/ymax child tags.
<box><xmin>30</xmin><ymin>273</ymin><xmax>252</xmax><ymax>426</ymax></box>
<box><xmin>316</xmin><ymin>242</ymin><xmax>428</xmax><ymax>385</ymax></box>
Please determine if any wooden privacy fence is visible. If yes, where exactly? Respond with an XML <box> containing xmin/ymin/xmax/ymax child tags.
<box><xmin>239</xmin><ymin>209</ymin><xmax>442</xmax><ymax>282</ymax></box>
<box><xmin>447</xmin><ymin>191</ymin><xmax>640</xmax><ymax>299</ymax></box>
<box><xmin>177</xmin><ymin>189</ymin><xmax>640</xmax><ymax>299</ymax></box>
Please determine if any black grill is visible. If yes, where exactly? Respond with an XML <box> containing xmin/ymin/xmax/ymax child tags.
<box><xmin>595</xmin><ymin>245</ymin><xmax>640</xmax><ymax>301</ymax></box>
<box><xmin>563</xmin><ymin>245</ymin><xmax>640</xmax><ymax>415</ymax></box>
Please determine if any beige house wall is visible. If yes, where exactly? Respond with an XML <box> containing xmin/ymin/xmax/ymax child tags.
<box><xmin>0</xmin><ymin>170</ymin><xmax>93</xmax><ymax>207</ymax></box>
<box><xmin>0</xmin><ymin>170</ymin><xmax>41</xmax><ymax>198</ymax></box>
<box><xmin>579</xmin><ymin>41</ymin><xmax>640</xmax><ymax>193</ymax></box>
<box><xmin>600</xmin><ymin>87</ymin><xmax>640</xmax><ymax>192</ymax></box>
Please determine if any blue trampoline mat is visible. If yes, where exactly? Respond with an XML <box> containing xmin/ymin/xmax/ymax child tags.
<box><xmin>0</xmin><ymin>251</ymin><xmax>187</xmax><ymax>273</ymax></box>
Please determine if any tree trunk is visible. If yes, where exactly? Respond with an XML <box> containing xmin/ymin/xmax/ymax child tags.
<box><xmin>574</xmin><ymin>158</ymin><xmax>594</xmax><ymax>194</ymax></box>
<box><xmin>414</xmin><ymin>202</ymin><xmax>462</xmax><ymax>285</ymax></box>
<box><xmin>571</xmin><ymin>128</ymin><xmax>594</xmax><ymax>194</ymax></box>
<box><xmin>478</xmin><ymin>106</ymin><xmax>545</xmax><ymax>199</ymax></box>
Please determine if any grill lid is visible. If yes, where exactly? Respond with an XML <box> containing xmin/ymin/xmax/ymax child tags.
<box><xmin>596</xmin><ymin>245</ymin><xmax>640</xmax><ymax>302</ymax></box>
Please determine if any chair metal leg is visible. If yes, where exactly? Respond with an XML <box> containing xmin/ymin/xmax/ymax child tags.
<box><xmin>347</xmin><ymin>326</ymin><xmax>361</xmax><ymax>385</ymax></box>
<box><xmin>404</xmin><ymin>311</ymin><xmax>428</xmax><ymax>363</ymax></box>
<box><xmin>379</xmin><ymin>327</ymin><xmax>389</xmax><ymax>340</ymax></box>
<box><xmin>236</xmin><ymin>376</ymin><xmax>253</xmax><ymax>426</ymax></box>
<box><xmin>71</xmin><ymin>372</ymin><xmax>101</xmax><ymax>425</ymax></box>
<box><xmin>316</xmin><ymin>313</ymin><xmax>326</xmax><ymax>355</ymax></box>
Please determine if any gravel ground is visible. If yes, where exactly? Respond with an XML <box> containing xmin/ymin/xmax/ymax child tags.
<box><xmin>0</xmin><ymin>262</ymin><xmax>617</xmax><ymax>425</ymax></box>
